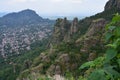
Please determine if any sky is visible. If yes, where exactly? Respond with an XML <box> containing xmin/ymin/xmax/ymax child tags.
<box><xmin>0</xmin><ymin>0</ymin><xmax>109</xmax><ymax>17</ymax></box>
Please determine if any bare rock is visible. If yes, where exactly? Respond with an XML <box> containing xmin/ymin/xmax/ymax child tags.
<box><xmin>87</xmin><ymin>52</ymin><xmax>97</xmax><ymax>61</ymax></box>
<box><xmin>105</xmin><ymin>0</ymin><xmax>120</xmax><ymax>11</ymax></box>
<box><xmin>86</xmin><ymin>18</ymin><xmax>106</xmax><ymax>37</ymax></box>
<box><xmin>70</xmin><ymin>17</ymin><xmax>78</xmax><ymax>34</ymax></box>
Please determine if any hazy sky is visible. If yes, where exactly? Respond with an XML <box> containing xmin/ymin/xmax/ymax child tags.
<box><xmin>0</xmin><ymin>0</ymin><xmax>109</xmax><ymax>16</ymax></box>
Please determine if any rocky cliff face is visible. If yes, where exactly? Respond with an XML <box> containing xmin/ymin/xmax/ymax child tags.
<box><xmin>17</xmin><ymin>18</ymin><xmax>107</xmax><ymax>80</ymax></box>
<box><xmin>70</xmin><ymin>18</ymin><xmax>79</xmax><ymax>35</ymax></box>
<box><xmin>85</xmin><ymin>18</ymin><xmax>106</xmax><ymax>37</ymax></box>
<box><xmin>51</xmin><ymin>18</ymin><xmax>107</xmax><ymax>74</ymax></box>
<box><xmin>78</xmin><ymin>18</ymin><xmax>107</xmax><ymax>61</ymax></box>
<box><xmin>105</xmin><ymin>0</ymin><xmax>120</xmax><ymax>10</ymax></box>
<box><xmin>52</xmin><ymin>17</ymin><xmax>79</xmax><ymax>44</ymax></box>
<box><xmin>52</xmin><ymin>18</ymin><xmax>70</xmax><ymax>44</ymax></box>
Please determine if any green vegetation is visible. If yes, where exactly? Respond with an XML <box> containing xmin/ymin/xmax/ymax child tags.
<box><xmin>79</xmin><ymin>14</ymin><xmax>120</xmax><ymax>80</ymax></box>
<box><xmin>2</xmin><ymin>1</ymin><xmax>120</xmax><ymax>79</ymax></box>
<box><xmin>78</xmin><ymin>8</ymin><xmax>120</xmax><ymax>36</ymax></box>
<box><xmin>57</xmin><ymin>42</ymin><xmax>81</xmax><ymax>53</ymax></box>
<box><xmin>0</xmin><ymin>39</ymin><xmax>49</xmax><ymax>80</ymax></box>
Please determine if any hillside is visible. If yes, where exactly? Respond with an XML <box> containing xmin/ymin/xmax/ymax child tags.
<box><xmin>0</xmin><ymin>9</ymin><xmax>54</xmax><ymax>57</ymax></box>
<box><xmin>0</xmin><ymin>9</ymin><xmax>54</xmax><ymax>80</ymax></box>
<box><xmin>17</xmin><ymin>0</ymin><xmax>120</xmax><ymax>80</ymax></box>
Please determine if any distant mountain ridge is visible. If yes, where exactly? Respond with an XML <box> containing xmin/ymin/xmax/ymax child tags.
<box><xmin>0</xmin><ymin>9</ymin><xmax>52</xmax><ymax>27</ymax></box>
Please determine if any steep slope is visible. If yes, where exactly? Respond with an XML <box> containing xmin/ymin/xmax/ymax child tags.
<box><xmin>105</xmin><ymin>0</ymin><xmax>120</xmax><ymax>10</ymax></box>
<box><xmin>17</xmin><ymin>0</ymin><xmax>120</xmax><ymax>80</ymax></box>
<box><xmin>51</xmin><ymin>17</ymin><xmax>79</xmax><ymax>44</ymax></box>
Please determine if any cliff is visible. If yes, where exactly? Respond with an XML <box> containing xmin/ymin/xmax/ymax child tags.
<box><xmin>51</xmin><ymin>17</ymin><xmax>79</xmax><ymax>44</ymax></box>
<box><xmin>17</xmin><ymin>18</ymin><xmax>107</xmax><ymax>80</ymax></box>
<box><xmin>105</xmin><ymin>0</ymin><xmax>120</xmax><ymax>11</ymax></box>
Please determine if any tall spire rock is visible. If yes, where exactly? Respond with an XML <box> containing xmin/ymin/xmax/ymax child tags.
<box><xmin>105</xmin><ymin>0</ymin><xmax>120</xmax><ymax>11</ymax></box>
<box><xmin>52</xmin><ymin>18</ymin><xmax>70</xmax><ymax>44</ymax></box>
<box><xmin>70</xmin><ymin>17</ymin><xmax>78</xmax><ymax>35</ymax></box>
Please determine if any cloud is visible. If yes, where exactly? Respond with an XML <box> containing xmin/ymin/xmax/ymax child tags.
<box><xmin>9</xmin><ymin>0</ymin><xmax>27</xmax><ymax>4</ymax></box>
<box><xmin>6</xmin><ymin>0</ymin><xmax>37</xmax><ymax>5</ymax></box>
<box><xmin>51</xmin><ymin>0</ymin><xmax>64</xmax><ymax>3</ymax></box>
<box><xmin>0</xmin><ymin>0</ymin><xmax>109</xmax><ymax>16</ymax></box>
<box><xmin>70</xmin><ymin>0</ymin><xmax>82</xmax><ymax>3</ymax></box>
<box><xmin>51</xmin><ymin>0</ymin><xmax>82</xmax><ymax>3</ymax></box>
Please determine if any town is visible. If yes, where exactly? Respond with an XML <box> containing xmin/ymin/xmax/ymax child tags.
<box><xmin>0</xmin><ymin>23</ymin><xmax>53</xmax><ymax>58</ymax></box>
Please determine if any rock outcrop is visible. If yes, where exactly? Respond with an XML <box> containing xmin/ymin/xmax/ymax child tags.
<box><xmin>79</xmin><ymin>18</ymin><xmax>107</xmax><ymax>61</ymax></box>
<box><xmin>52</xmin><ymin>18</ymin><xmax>70</xmax><ymax>44</ymax></box>
<box><xmin>52</xmin><ymin>17</ymin><xmax>79</xmax><ymax>44</ymax></box>
<box><xmin>86</xmin><ymin>18</ymin><xmax>106</xmax><ymax>37</ymax></box>
<box><xmin>70</xmin><ymin>17</ymin><xmax>79</xmax><ymax>35</ymax></box>
<box><xmin>105</xmin><ymin>0</ymin><xmax>120</xmax><ymax>11</ymax></box>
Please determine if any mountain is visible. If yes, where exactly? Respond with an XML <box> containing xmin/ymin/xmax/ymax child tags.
<box><xmin>16</xmin><ymin>0</ymin><xmax>120</xmax><ymax>80</ymax></box>
<box><xmin>0</xmin><ymin>9</ymin><xmax>52</xmax><ymax>27</ymax></box>
<box><xmin>0</xmin><ymin>9</ymin><xmax>54</xmax><ymax>58</ymax></box>
<box><xmin>0</xmin><ymin>9</ymin><xmax>55</xmax><ymax>80</ymax></box>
